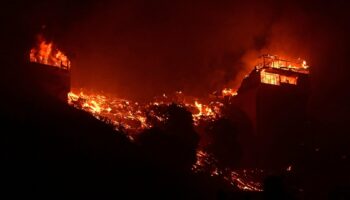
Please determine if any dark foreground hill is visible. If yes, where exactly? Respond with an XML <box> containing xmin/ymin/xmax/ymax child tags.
<box><xmin>0</xmin><ymin>76</ymin><xmax>263</xmax><ymax>199</ymax></box>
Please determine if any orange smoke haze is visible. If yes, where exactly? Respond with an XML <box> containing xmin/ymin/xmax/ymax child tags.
<box><xmin>3</xmin><ymin>0</ymin><xmax>349</xmax><ymax>122</ymax></box>
<box><xmin>61</xmin><ymin>1</ymin><xmax>320</xmax><ymax>101</ymax></box>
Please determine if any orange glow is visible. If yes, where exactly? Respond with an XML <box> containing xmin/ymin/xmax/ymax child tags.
<box><xmin>302</xmin><ymin>60</ymin><xmax>309</xmax><ymax>69</ymax></box>
<box><xmin>30</xmin><ymin>36</ymin><xmax>70</xmax><ymax>69</ymax></box>
<box><xmin>67</xmin><ymin>89</ymin><xmax>264</xmax><ymax>191</ymax></box>
<box><xmin>260</xmin><ymin>69</ymin><xmax>299</xmax><ymax>86</ymax></box>
<box><xmin>280</xmin><ymin>75</ymin><xmax>298</xmax><ymax>85</ymax></box>
<box><xmin>28</xmin><ymin>35</ymin><xmax>308</xmax><ymax>192</ymax></box>
<box><xmin>64</xmin><ymin>54</ymin><xmax>307</xmax><ymax>192</ymax></box>
<box><xmin>192</xmin><ymin>101</ymin><xmax>217</xmax><ymax>124</ymax></box>
<box><xmin>68</xmin><ymin>91</ymin><xmax>150</xmax><ymax>133</ymax></box>
<box><xmin>68</xmin><ymin>89</ymin><xmax>223</xmax><ymax>133</ymax></box>
<box><xmin>259</xmin><ymin>54</ymin><xmax>308</xmax><ymax>86</ymax></box>
<box><xmin>259</xmin><ymin>54</ymin><xmax>309</xmax><ymax>74</ymax></box>
<box><xmin>260</xmin><ymin>69</ymin><xmax>280</xmax><ymax>85</ymax></box>
<box><xmin>193</xmin><ymin>150</ymin><xmax>263</xmax><ymax>191</ymax></box>
<box><xmin>221</xmin><ymin>88</ymin><xmax>238</xmax><ymax>97</ymax></box>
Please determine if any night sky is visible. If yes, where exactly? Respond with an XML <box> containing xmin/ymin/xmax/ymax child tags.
<box><xmin>2</xmin><ymin>0</ymin><xmax>350</xmax><ymax>123</ymax></box>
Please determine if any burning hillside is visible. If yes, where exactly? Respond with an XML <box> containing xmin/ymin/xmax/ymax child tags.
<box><xmin>63</xmin><ymin>54</ymin><xmax>310</xmax><ymax>192</ymax></box>
<box><xmin>5</xmin><ymin>0</ymin><xmax>349</xmax><ymax>197</ymax></box>
<box><xmin>67</xmin><ymin>88</ymin><xmax>231</xmax><ymax>134</ymax></box>
<box><xmin>28</xmin><ymin>38</ymin><xmax>313</xmax><ymax>192</ymax></box>
<box><xmin>67</xmin><ymin>88</ymin><xmax>265</xmax><ymax>191</ymax></box>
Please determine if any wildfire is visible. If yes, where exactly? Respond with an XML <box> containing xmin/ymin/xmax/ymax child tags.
<box><xmin>67</xmin><ymin>89</ymin><xmax>264</xmax><ymax>191</ymax></box>
<box><xmin>64</xmin><ymin>56</ymin><xmax>307</xmax><ymax>192</ymax></box>
<box><xmin>192</xmin><ymin>101</ymin><xmax>216</xmax><ymax>124</ymax></box>
<box><xmin>30</xmin><ymin>36</ymin><xmax>70</xmax><ymax>69</ymax></box>
<box><xmin>28</xmin><ymin>37</ymin><xmax>304</xmax><ymax>192</ymax></box>
<box><xmin>260</xmin><ymin>69</ymin><xmax>281</xmax><ymax>86</ymax></box>
<box><xmin>221</xmin><ymin>88</ymin><xmax>238</xmax><ymax>97</ymax></box>
<box><xmin>258</xmin><ymin>55</ymin><xmax>309</xmax><ymax>86</ymax></box>
<box><xmin>302</xmin><ymin>60</ymin><xmax>309</xmax><ymax>69</ymax></box>
<box><xmin>193</xmin><ymin>150</ymin><xmax>263</xmax><ymax>191</ymax></box>
<box><xmin>259</xmin><ymin>54</ymin><xmax>309</xmax><ymax>74</ymax></box>
<box><xmin>68</xmin><ymin>89</ymin><xmax>225</xmax><ymax>133</ymax></box>
<box><xmin>68</xmin><ymin>90</ymin><xmax>150</xmax><ymax>133</ymax></box>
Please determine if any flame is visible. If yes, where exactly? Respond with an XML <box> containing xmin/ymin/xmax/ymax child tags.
<box><xmin>27</xmin><ymin>37</ymin><xmax>308</xmax><ymax>192</ymax></box>
<box><xmin>221</xmin><ymin>88</ymin><xmax>238</xmax><ymax>97</ymax></box>
<box><xmin>270</xmin><ymin>60</ymin><xmax>307</xmax><ymax>70</ymax></box>
<box><xmin>302</xmin><ymin>60</ymin><xmax>309</xmax><ymax>69</ymax></box>
<box><xmin>260</xmin><ymin>69</ymin><xmax>280</xmax><ymax>86</ymax></box>
<box><xmin>63</xmin><ymin>54</ymin><xmax>306</xmax><ymax>191</ymax></box>
<box><xmin>68</xmin><ymin>89</ymin><xmax>223</xmax><ymax>132</ymax></box>
<box><xmin>68</xmin><ymin>90</ymin><xmax>151</xmax><ymax>133</ymax></box>
<box><xmin>30</xmin><ymin>36</ymin><xmax>70</xmax><ymax>69</ymax></box>
<box><xmin>259</xmin><ymin>55</ymin><xmax>308</xmax><ymax>86</ymax></box>
<box><xmin>64</xmin><ymin>54</ymin><xmax>306</xmax><ymax>192</ymax></box>
<box><xmin>192</xmin><ymin>101</ymin><xmax>217</xmax><ymax>124</ymax></box>
<box><xmin>192</xmin><ymin>150</ymin><xmax>263</xmax><ymax>191</ymax></box>
<box><xmin>67</xmin><ymin>89</ymin><xmax>264</xmax><ymax>191</ymax></box>
<box><xmin>259</xmin><ymin>54</ymin><xmax>309</xmax><ymax>74</ymax></box>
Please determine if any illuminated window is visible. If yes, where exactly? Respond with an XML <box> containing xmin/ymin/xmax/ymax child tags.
<box><xmin>260</xmin><ymin>70</ymin><xmax>280</xmax><ymax>85</ymax></box>
<box><xmin>280</xmin><ymin>75</ymin><xmax>298</xmax><ymax>85</ymax></box>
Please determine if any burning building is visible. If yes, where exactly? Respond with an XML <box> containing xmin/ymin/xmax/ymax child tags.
<box><xmin>232</xmin><ymin>55</ymin><xmax>310</xmax><ymax>168</ymax></box>
<box><xmin>26</xmin><ymin>37</ymin><xmax>71</xmax><ymax>102</ymax></box>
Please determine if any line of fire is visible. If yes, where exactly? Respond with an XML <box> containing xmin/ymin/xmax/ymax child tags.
<box><xmin>26</xmin><ymin>36</ymin><xmax>312</xmax><ymax>196</ymax></box>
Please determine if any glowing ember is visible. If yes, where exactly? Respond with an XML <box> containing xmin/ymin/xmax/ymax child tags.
<box><xmin>28</xmin><ymin>37</ymin><xmax>304</xmax><ymax>193</ymax></box>
<box><xmin>193</xmin><ymin>150</ymin><xmax>263</xmax><ymax>191</ymax></box>
<box><xmin>260</xmin><ymin>69</ymin><xmax>280</xmax><ymax>86</ymax></box>
<box><xmin>259</xmin><ymin>54</ymin><xmax>309</xmax><ymax>74</ymax></box>
<box><xmin>221</xmin><ymin>88</ymin><xmax>238</xmax><ymax>97</ymax></box>
<box><xmin>280</xmin><ymin>74</ymin><xmax>298</xmax><ymax>85</ymax></box>
<box><xmin>192</xmin><ymin>101</ymin><xmax>217</xmax><ymax>124</ymax></box>
<box><xmin>30</xmin><ymin>36</ymin><xmax>70</xmax><ymax>69</ymax></box>
<box><xmin>67</xmin><ymin>88</ymin><xmax>262</xmax><ymax>191</ymax></box>
<box><xmin>68</xmin><ymin>90</ymin><xmax>150</xmax><ymax>133</ymax></box>
<box><xmin>68</xmin><ymin>89</ymin><xmax>222</xmax><ymax>133</ymax></box>
<box><xmin>302</xmin><ymin>60</ymin><xmax>309</xmax><ymax>69</ymax></box>
<box><xmin>64</xmin><ymin>55</ymin><xmax>307</xmax><ymax>192</ymax></box>
<box><xmin>259</xmin><ymin>55</ymin><xmax>309</xmax><ymax>86</ymax></box>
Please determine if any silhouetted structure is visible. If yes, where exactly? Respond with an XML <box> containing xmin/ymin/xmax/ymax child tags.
<box><xmin>22</xmin><ymin>62</ymin><xmax>71</xmax><ymax>102</ymax></box>
<box><xmin>232</xmin><ymin>55</ymin><xmax>310</xmax><ymax>168</ymax></box>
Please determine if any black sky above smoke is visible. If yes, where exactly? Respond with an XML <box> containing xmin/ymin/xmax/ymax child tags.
<box><xmin>2</xmin><ymin>0</ymin><xmax>350</xmax><ymax>122</ymax></box>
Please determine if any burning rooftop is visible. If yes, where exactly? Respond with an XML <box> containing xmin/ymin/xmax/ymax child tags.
<box><xmin>257</xmin><ymin>54</ymin><xmax>309</xmax><ymax>86</ymax></box>
<box><xmin>27</xmin><ymin>36</ymin><xmax>71</xmax><ymax>102</ymax></box>
<box><xmin>29</xmin><ymin>36</ymin><xmax>71</xmax><ymax>70</ymax></box>
<box><xmin>230</xmin><ymin>54</ymin><xmax>311</xmax><ymax>170</ymax></box>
